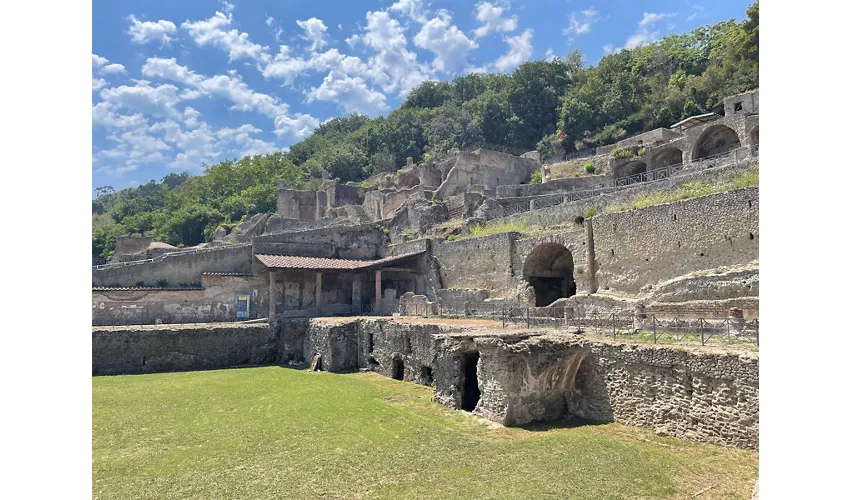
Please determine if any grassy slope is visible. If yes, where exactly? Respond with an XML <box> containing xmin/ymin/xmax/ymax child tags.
<box><xmin>93</xmin><ymin>367</ymin><xmax>757</xmax><ymax>499</ymax></box>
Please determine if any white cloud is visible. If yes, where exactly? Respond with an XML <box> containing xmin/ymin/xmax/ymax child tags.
<box><xmin>356</xmin><ymin>10</ymin><xmax>430</xmax><ymax>96</ymax></box>
<box><xmin>181</xmin><ymin>11</ymin><xmax>268</xmax><ymax>62</ymax></box>
<box><xmin>602</xmin><ymin>44</ymin><xmax>614</xmax><ymax>55</ymax></box>
<box><xmin>473</xmin><ymin>2</ymin><xmax>518</xmax><ymax>39</ymax></box>
<box><xmin>99</xmin><ymin>81</ymin><xmax>183</xmax><ymax>117</ymax></box>
<box><xmin>544</xmin><ymin>48</ymin><xmax>555</xmax><ymax>61</ymax></box>
<box><xmin>296</xmin><ymin>17</ymin><xmax>329</xmax><ymax>52</ymax></box>
<box><xmin>414</xmin><ymin>11</ymin><xmax>478</xmax><ymax>73</ymax></box>
<box><xmin>220</xmin><ymin>0</ymin><xmax>234</xmax><ymax>15</ymax></box>
<box><xmin>624</xmin><ymin>12</ymin><xmax>677</xmax><ymax>49</ymax></box>
<box><xmin>101</xmin><ymin>63</ymin><xmax>126</xmax><ymax>74</ymax></box>
<box><xmin>266</xmin><ymin>15</ymin><xmax>283</xmax><ymax>41</ymax></box>
<box><xmin>260</xmin><ymin>46</ymin><xmax>309</xmax><ymax>84</ymax></box>
<box><xmin>127</xmin><ymin>15</ymin><xmax>177</xmax><ymax>45</ymax></box>
<box><xmin>92</xmin><ymin>78</ymin><xmax>107</xmax><ymax>91</ymax></box>
<box><xmin>563</xmin><ymin>9</ymin><xmax>600</xmax><ymax>41</ymax></box>
<box><xmin>492</xmin><ymin>28</ymin><xmax>533</xmax><ymax>73</ymax></box>
<box><xmin>142</xmin><ymin>57</ymin><xmax>319</xmax><ymax>138</ymax></box>
<box><xmin>92</xmin><ymin>102</ymin><xmax>148</xmax><ymax>129</ymax></box>
<box><xmin>306</xmin><ymin>71</ymin><xmax>389</xmax><ymax>115</ymax></box>
<box><xmin>390</xmin><ymin>0</ymin><xmax>428</xmax><ymax>23</ymax></box>
<box><xmin>92</xmin><ymin>54</ymin><xmax>109</xmax><ymax>67</ymax></box>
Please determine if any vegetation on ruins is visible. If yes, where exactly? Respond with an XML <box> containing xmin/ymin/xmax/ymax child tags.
<box><xmin>529</xmin><ymin>171</ymin><xmax>543</xmax><ymax>184</ymax></box>
<box><xmin>92</xmin><ymin>3</ymin><xmax>758</xmax><ymax>259</ymax></box>
<box><xmin>606</xmin><ymin>168</ymin><xmax>759</xmax><ymax>213</ymax></box>
<box><xmin>93</xmin><ymin>367</ymin><xmax>759</xmax><ymax>499</ymax></box>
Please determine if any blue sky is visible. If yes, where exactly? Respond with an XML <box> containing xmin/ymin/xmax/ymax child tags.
<box><xmin>92</xmin><ymin>0</ymin><xmax>752</xmax><ymax>193</ymax></box>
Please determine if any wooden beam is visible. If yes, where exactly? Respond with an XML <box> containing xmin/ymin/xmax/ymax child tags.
<box><xmin>377</xmin><ymin>267</ymin><xmax>419</xmax><ymax>273</ymax></box>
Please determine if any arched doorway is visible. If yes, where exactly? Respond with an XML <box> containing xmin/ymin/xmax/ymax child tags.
<box><xmin>652</xmin><ymin>148</ymin><xmax>683</xmax><ymax>169</ymax></box>
<box><xmin>522</xmin><ymin>243</ymin><xmax>576</xmax><ymax>306</ymax></box>
<box><xmin>614</xmin><ymin>161</ymin><xmax>647</xmax><ymax>180</ymax></box>
<box><xmin>391</xmin><ymin>356</ymin><xmax>404</xmax><ymax>380</ymax></box>
<box><xmin>693</xmin><ymin>125</ymin><xmax>741</xmax><ymax>159</ymax></box>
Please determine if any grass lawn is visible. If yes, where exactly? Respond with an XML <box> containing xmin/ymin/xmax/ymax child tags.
<box><xmin>93</xmin><ymin>367</ymin><xmax>758</xmax><ymax>499</ymax></box>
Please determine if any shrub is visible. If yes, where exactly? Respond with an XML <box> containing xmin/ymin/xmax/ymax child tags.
<box><xmin>637</xmin><ymin>147</ymin><xmax>646</xmax><ymax>157</ymax></box>
<box><xmin>530</xmin><ymin>171</ymin><xmax>543</xmax><ymax>184</ymax></box>
<box><xmin>157</xmin><ymin>279</ymin><xmax>169</xmax><ymax>288</ymax></box>
<box><xmin>584</xmin><ymin>162</ymin><xmax>596</xmax><ymax>174</ymax></box>
<box><xmin>611</xmin><ymin>148</ymin><xmax>634</xmax><ymax>159</ymax></box>
<box><xmin>584</xmin><ymin>207</ymin><xmax>597</xmax><ymax>218</ymax></box>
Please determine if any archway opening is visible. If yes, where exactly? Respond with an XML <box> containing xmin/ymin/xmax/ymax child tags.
<box><xmin>461</xmin><ymin>352</ymin><xmax>480</xmax><ymax>412</ymax></box>
<box><xmin>750</xmin><ymin>126</ymin><xmax>759</xmax><ymax>146</ymax></box>
<box><xmin>391</xmin><ymin>357</ymin><xmax>404</xmax><ymax>380</ymax></box>
<box><xmin>694</xmin><ymin>125</ymin><xmax>741</xmax><ymax>159</ymax></box>
<box><xmin>653</xmin><ymin>148</ymin><xmax>682</xmax><ymax>169</ymax></box>
<box><xmin>614</xmin><ymin>161</ymin><xmax>647</xmax><ymax>179</ymax></box>
<box><xmin>420</xmin><ymin>366</ymin><xmax>434</xmax><ymax>386</ymax></box>
<box><xmin>522</xmin><ymin>243</ymin><xmax>576</xmax><ymax>306</ymax></box>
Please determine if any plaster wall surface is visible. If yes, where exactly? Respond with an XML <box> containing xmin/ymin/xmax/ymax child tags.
<box><xmin>431</xmin><ymin>232</ymin><xmax>517</xmax><ymax>293</ymax></box>
<box><xmin>252</xmin><ymin>224</ymin><xmax>386</xmax><ymax>259</ymax></box>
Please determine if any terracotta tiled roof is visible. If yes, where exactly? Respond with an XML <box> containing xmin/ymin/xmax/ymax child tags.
<box><xmin>92</xmin><ymin>286</ymin><xmax>203</xmax><ymax>291</ymax></box>
<box><xmin>202</xmin><ymin>272</ymin><xmax>254</xmax><ymax>276</ymax></box>
<box><xmin>254</xmin><ymin>252</ymin><xmax>423</xmax><ymax>271</ymax></box>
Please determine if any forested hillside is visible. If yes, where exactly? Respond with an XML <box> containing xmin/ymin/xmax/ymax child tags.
<box><xmin>93</xmin><ymin>2</ymin><xmax>758</xmax><ymax>259</ymax></box>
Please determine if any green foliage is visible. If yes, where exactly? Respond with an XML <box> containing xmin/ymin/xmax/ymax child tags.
<box><xmin>530</xmin><ymin>171</ymin><xmax>542</xmax><ymax>184</ymax></box>
<box><xmin>156</xmin><ymin>279</ymin><xmax>169</xmax><ymax>288</ymax></box>
<box><xmin>584</xmin><ymin>207</ymin><xmax>598</xmax><ymax>218</ymax></box>
<box><xmin>584</xmin><ymin>162</ymin><xmax>596</xmax><ymax>174</ymax></box>
<box><xmin>611</xmin><ymin>148</ymin><xmax>634</xmax><ymax>159</ymax></box>
<box><xmin>636</xmin><ymin>147</ymin><xmax>646</xmax><ymax>157</ymax></box>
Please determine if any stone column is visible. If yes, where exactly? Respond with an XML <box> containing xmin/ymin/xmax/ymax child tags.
<box><xmin>268</xmin><ymin>270</ymin><xmax>277</xmax><ymax>318</ymax></box>
<box><xmin>375</xmin><ymin>269</ymin><xmax>383</xmax><ymax>314</ymax></box>
<box><xmin>585</xmin><ymin>217</ymin><xmax>598</xmax><ymax>294</ymax></box>
<box><xmin>728</xmin><ymin>307</ymin><xmax>745</xmax><ymax>336</ymax></box>
<box><xmin>315</xmin><ymin>272</ymin><xmax>323</xmax><ymax>314</ymax></box>
<box><xmin>352</xmin><ymin>273</ymin><xmax>362</xmax><ymax>314</ymax></box>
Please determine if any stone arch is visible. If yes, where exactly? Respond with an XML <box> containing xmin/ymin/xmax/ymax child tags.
<box><xmin>522</xmin><ymin>243</ymin><xmax>576</xmax><ymax>306</ymax></box>
<box><xmin>652</xmin><ymin>148</ymin><xmax>683</xmax><ymax>169</ymax></box>
<box><xmin>613</xmin><ymin>161</ymin><xmax>647</xmax><ymax>179</ymax></box>
<box><xmin>750</xmin><ymin>126</ymin><xmax>759</xmax><ymax>146</ymax></box>
<box><xmin>693</xmin><ymin>125</ymin><xmax>741</xmax><ymax>160</ymax></box>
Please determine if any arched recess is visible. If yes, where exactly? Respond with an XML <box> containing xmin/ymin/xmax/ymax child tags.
<box><xmin>652</xmin><ymin>148</ymin><xmax>683</xmax><ymax>169</ymax></box>
<box><xmin>750</xmin><ymin>126</ymin><xmax>759</xmax><ymax>146</ymax></box>
<box><xmin>693</xmin><ymin>125</ymin><xmax>741</xmax><ymax>160</ymax></box>
<box><xmin>522</xmin><ymin>243</ymin><xmax>576</xmax><ymax>306</ymax></box>
<box><xmin>613</xmin><ymin>161</ymin><xmax>647</xmax><ymax>179</ymax></box>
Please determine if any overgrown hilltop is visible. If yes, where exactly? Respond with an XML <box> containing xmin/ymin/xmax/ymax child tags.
<box><xmin>93</xmin><ymin>2</ymin><xmax>758</xmax><ymax>259</ymax></box>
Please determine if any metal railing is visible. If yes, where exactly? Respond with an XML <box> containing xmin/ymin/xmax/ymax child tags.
<box><xmin>394</xmin><ymin>304</ymin><xmax>759</xmax><ymax>347</ymax></box>
<box><xmin>93</xmin><ymin>243</ymin><xmax>252</xmax><ymax>270</ymax></box>
<box><xmin>92</xmin><ymin>309</ymin><xmax>264</xmax><ymax>327</ymax></box>
<box><xmin>501</xmin><ymin>144</ymin><xmax>756</xmax><ymax>218</ymax></box>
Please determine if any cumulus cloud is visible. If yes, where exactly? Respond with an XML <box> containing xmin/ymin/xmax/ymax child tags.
<box><xmin>127</xmin><ymin>15</ymin><xmax>177</xmax><ymax>45</ymax></box>
<box><xmin>491</xmin><ymin>28</ymin><xmax>533</xmax><ymax>73</ymax></box>
<box><xmin>92</xmin><ymin>54</ymin><xmax>109</xmax><ymax>67</ymax></box>
<box><xmin>624</xmin><ymin>12</ymin><xmax>677</xmax><ymax>49</ymax></box>
<box><xmin>260</xmin><ymin>46</ymin><xmax>310</xmax><ymax>84</ymax></box>
<box><xmin>266</xmin><ymin>15</ymin><xmax>283</xmax><ymax>40</ymax></box>
<box><xmin>101</xmin><ymin>63</ymin><xmax>126</xmax><ymax>74</ymax></box>
<box><xmin>563</xmin><ymin>9</ymin><xmax>600</xmax><ymax>41</ymax></box>
<box><xmin>355</xmin><ymin>10</ymin><xmax>430</xmax><ymax>96</ymax></box>
<box><xmin>142</xmin><ymin>57</ymin><xmax>319</xmax><ymax>138</ymax></box>
<box><xmin>99</xmin><ymin>81</ymin><xmax>183</xmax><ymax>117</ymax></box>
<box><xmin>306</xmin><ymin>71</ymin><xmax>389</xmax><ymax>115</ymax></box>
<box><xmin>181</xmin><ymin>11</ymin><xmax>268</xmax><ymax>62</ymax></box>
<box><xmin>414</xmin><ymin>11</ymin><xmax>478</xmax><ymax>73</ymax></box>
<box><xmin>296</xmin><ymin>17</ymin><xmax>329</xmax><ymax>52</ymax></box>
<box><xmin>473</xmin><ymin>2</ymin><xmax>518</xmax><ymax>39</ymax></box>
<box><xmin>390</xmin><ymin>0</ymin><xmax>428</xmax><ymax>23</ymax></box>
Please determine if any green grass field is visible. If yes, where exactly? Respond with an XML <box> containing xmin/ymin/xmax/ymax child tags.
<box><xmin>93</xmin><ymin>367</ymin><xmax>758</xmax><ymax>499</ymax></box>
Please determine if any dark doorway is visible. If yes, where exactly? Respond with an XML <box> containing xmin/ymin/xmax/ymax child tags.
<box><xmin>522</xmin><ymin>243</ymin><xmax>576</xmax><ymax>307</ymax></box>
<box><xmin>420</xmin><ymin>366</ymin><xmax>434</xmax><ymax>385</ymax></box>
<box><xmin>461</xmin><ymin>352</ymin><xmax>481</xmax><ymax>412</ymax></box>
<box><xmin>391</xmin><ymin>357</ymin><xmax>404</xmax><ymax>380</ymax></box>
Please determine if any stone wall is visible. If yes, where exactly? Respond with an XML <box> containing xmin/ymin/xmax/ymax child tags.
<box><xmin>252</xmin><ymin>223</ymin><xmax>387</xmax><ymax>259</ymax></box>
<box><xmin>435</xmin><ymin>149</ymin><xmax>539</xmax><ymax>198</ymax></box>
<box><xmin>592</xmin><ymin>187</ymin><xmax>759</xmax><ymax>295</ymax></box>
<box><xmin>92</xmin><ymin>244</ymin><xmax>253</xmax><ymax>287</ymax></box>
<box><xmin>277</xmin><ymin>188</ymin><xmax>319</xmax><ymax>221</ymax></box>
<box><xmin>431</xmin><ymin>232</ymin><xmax>518</xmax><ymax>293</ymax></box>
<box><xmin>92</xmin><ymin>322</ymin><xmax>276</xmax><ymax>375</ymax></box>
<box><xmin>431</xmin><ymin>331</ymin><xmax>758</xmax><ymax>449</ymax></box>
<box><xmin>498</xmin><ymin>174</ymin><xmax>610</xmax><ymax>198</ymax></box>
<box><xmin>113</xmin><ymin>236</ymin><xmax>152</xmax><ymax>261</ymax></box>
<box><xmin>92</xmin><ymin>274</ymin><xmax>268</xmax><ymax>325</ymax></box>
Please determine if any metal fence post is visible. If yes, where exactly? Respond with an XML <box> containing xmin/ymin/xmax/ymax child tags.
<box><xmin>652</xmin><ymin>315</ymin><xmax>657</xmax><ymax>344</ymax></box>
<box><xmin>699</xmin><ymin>318</ymin><xmax>705</xmax><ymax>345</ymax></box>
<box><xmin>502</xmin><ymin>306</ymin><xmax>506</xmax><ymax>328</ymax></box>
<box><xmin>755</xmin><ymin>319</ymin><xmax>759</xmax><ymax>347</ymax></box>
<box><xmin>526</xmin><ymin>307</ymin><xmax>530</xmax><ymax>329</ymax></box>
<box><xmin>612</xmin><ymin>313</ymin><xmax>616</xmax><ymax>338</ymax></box>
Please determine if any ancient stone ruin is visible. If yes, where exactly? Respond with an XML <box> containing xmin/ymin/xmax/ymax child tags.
<box><xmin>93</xmin><ymin>90</ymin><xmax>760</xmax><ymax>450</ymax></box>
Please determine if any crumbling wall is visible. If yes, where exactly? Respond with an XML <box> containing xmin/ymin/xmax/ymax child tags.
<box><xmin>592</xmin><ymin>187</ymin><xmax>759</xmax><ymax>295</ymax></box>
<box><xmin>252</xmin><ymin>223</ymin><xmax>387</xmax><ymax>259</ymax></box>
<box><xmin>92</xmin><ymin>323</ymin><xmax>276</xmax><ymax>375</ymax></box>
<box><xmin>435</xmin><ymin>149</ymin><xmax>540</xmax><ymax>198</ymax></box>
<box><xmin>92</xmin><ymin>244</ymin><xmax>253</xmax><ymax>287</ymax></box>
<box><xmin>277</xmin><ymin>189</ymin><xmax>320</xmax><ymax>220</ymax></box>
<box><xmin>112</xmin><ymin>236</ymin><xmax>153</xmax><ymax>261</ymax></box>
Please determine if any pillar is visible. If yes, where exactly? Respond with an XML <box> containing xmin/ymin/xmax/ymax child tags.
<box><xmin>315</xmin><ymin>272</ymin><xmax>323</xmax><ymax>314</ymax></box>
<box><xmin>375</xmin><ymin>269</ymin><xmax>383</xmax><ymax>314</ymax></box>
<box><xmin>352</xmin><ymin>274</ymin><xmax>362</xmax><ymax>314</ymax></box>
<box><xmin>268</xmin><ymin>270</ymin><xmax>277</xmax><ymax>318</ymax></box>
<box><xmin>585</xmin><ymin>217</ymin><xmax>598</xmax><ymax>293</ymax></box>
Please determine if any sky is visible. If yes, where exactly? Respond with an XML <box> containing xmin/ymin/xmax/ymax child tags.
<box><xmin>92</xmin><ymin>0</ymin><xmax>752</xmax><ymax>194</ymax></box>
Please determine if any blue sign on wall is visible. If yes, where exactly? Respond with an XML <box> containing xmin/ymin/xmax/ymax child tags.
<box><xmin>236</xmin><ymin>293</ymin><xmax>250</xmax><ymax>319</ymax></box>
